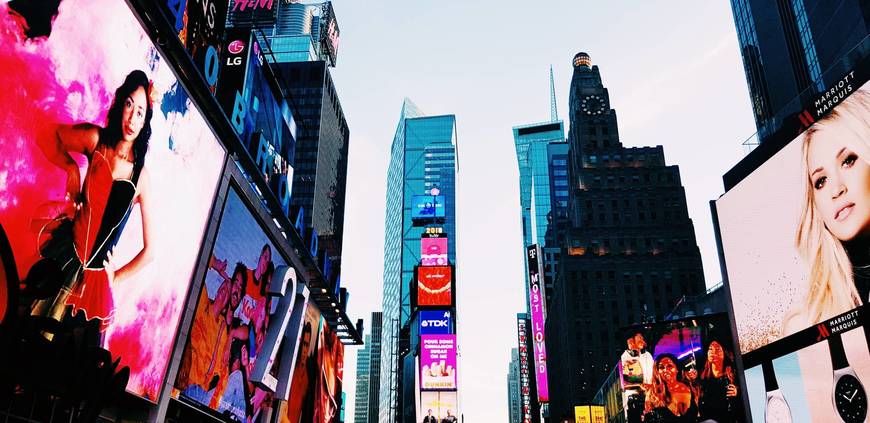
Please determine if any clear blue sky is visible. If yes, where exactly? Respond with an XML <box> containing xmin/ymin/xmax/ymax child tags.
<box><xmin>329</xmin><ymin>1</ymin><xmax>757</xmax><ymax>421</ymax></box>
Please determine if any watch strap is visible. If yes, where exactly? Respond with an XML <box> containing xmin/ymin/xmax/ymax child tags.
<box><xmin>762</xmin><ymin>360</ymin><xmax>778</xmax><ymax>391</ymax></box>
<box><xmin>828</xmin><ymin>332</ymin><xmax>848</xmax><ymax>371</ymax></box>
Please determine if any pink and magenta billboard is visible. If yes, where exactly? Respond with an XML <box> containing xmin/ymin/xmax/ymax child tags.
<box><xmin>420</xmin><ymin>334</ymin><xmax>457</xmax><ymax>391</ymax></box>
<box><xmin>526</xmin><ymin>245</ymin><xmax>549</xmax><ymax>402</ymax></box>
<box><xmin>421</xmin><ymin>237</ymin><xmax>448</xmax><ymax>266</ymax></box>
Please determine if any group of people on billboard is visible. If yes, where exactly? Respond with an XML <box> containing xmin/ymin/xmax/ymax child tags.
<box><xmin>620</xmin><ymin>317</ymin><xmax>744</xmax><ymax>423</ymax></box>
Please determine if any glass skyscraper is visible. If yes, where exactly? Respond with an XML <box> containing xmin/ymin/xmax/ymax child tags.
<box><xmin>513</xmin><ymin>121</ymin><xmax>567</xmax><ymax>305</ymax></box>
<box><xmin>354</xmin><ymin>335</ymin><xmax>371</xmax><ymax>423</ymax></box>
<box><xmin>507</xmin><ymin>348</ymin><xmax>521</xmax><ymax>423</ymax></box>
<box><xmin>379</xmin><ymin>99</ymin><xmax>458</xmax><ymax>423</ymax></box>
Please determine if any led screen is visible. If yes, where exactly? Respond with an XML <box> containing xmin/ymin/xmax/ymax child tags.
<box><xmin>526</xmin><ymin>245</ymin><xmax>549</xmax><ymax>403</ymax></box>
<box><xmin>281</xmin><ymin>300</ymin><xmax>322</xmax><ymax>423</ymax></box>
<box><xmin>411</xmin><ymin>195</ymin><xmax>446</xmax><ymax>219</ymax></box>
<box><xmin>517</xmin><ymin>316</ymin><xmax>533</xmax><ymax>423</ymax></box>
<box><xmin>419</xmin><ymin>391</ymin><xmax>458</xmax><ymax>422</ymax></box>
<box><xmin>416</xmin><ymin>266</ymin><xmax>453</xmax><ymax>307</ymax></box>
<box><xmin>420</xmin><ymin>334</ymin><xmax>457</xmax><ymax>391</ymax></box>
<box><xmin>421</xmin><ymin>237</ymin><xmax>448</xmax><ymax>266</ymax></box>
<box><xmin>715</xmin><ymin>80</ymin><xmax>870</xmax><ymax>421</ymax></box>
<box><xmin>314</xmin><ymin>315</ymin><xmax>345</xmax><ymax>423</ymax></box>
<box><xmin>174</xmin><ymin>187</ymin><xmax>287</xmax><ymax>420</ymax></box>
<box><xmin>575</xmin><ymin>405</ymin><xmax>591</xmax><ymax>423</ymax></box>
<box><xmin>419</xmin><ymin>310</ymin><xmax>452</xmax><ymax>335</ymax></box>
<box><xmin>618</xmin><ymin>314</ymin><xmax>746</xmax><ymax>423</ymax></box>
<box><xmin>0</xmin><ymin>0</ymin><xmax>225</xmax><ymax>399</ymax></box>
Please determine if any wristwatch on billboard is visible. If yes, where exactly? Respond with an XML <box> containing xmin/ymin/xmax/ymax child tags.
<box><xmin>828</xmin><ymin>332</ymin><xmax>867</xmax><ymax>423</ymax></box>
<box><xmin>763</xmin><ymin>360</ymin><xmax>792</xmax><ymax>423</ymax></box>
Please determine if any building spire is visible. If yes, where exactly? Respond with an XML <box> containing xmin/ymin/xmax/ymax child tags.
<box><xmin>549</xmin><ymin>65</ymin><xmax>558</xmax><ymax>122</ymax></box>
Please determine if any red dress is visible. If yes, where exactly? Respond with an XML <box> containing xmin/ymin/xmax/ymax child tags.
<box><xmin>39</xmin><ymin>150</ymin><xmax>138</xmax><ymax>330</ymax></box>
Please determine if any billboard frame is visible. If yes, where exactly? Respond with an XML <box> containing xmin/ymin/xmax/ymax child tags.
<box><xmin>411</xmin><ymin>265</ymin><xmax>456</xmax><ymax>310</ymax></box>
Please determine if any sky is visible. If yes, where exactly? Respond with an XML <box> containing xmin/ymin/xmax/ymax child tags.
<box><xmin>328</xmin><ymin>1</ymin><xmax>758</xmax><ymax>422</ymax></box>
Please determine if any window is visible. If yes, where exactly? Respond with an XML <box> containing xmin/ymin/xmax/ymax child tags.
<box><xmin>589</xmin><ymin>155</ymin><xmax>598</xmax><ymax>164</ymax></box>
<box><xmin>553</xmin><ymin>159</ymin><xmax>567</xmax><ymax>166</ymax></box>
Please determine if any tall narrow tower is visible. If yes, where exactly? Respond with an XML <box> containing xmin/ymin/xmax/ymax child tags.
<box><xmin>550</xmin><ymin>65</ymin><xmax>559</xmax><ymax>122</ymax></box>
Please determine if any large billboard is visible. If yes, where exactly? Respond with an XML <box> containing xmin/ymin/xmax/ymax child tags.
<box><xmin>421</xmin><ymin>236</ymin><xmax>449</xmax><ymax>266</ymax></box>
<box><xmin>174</xmin><ymin>187</ymin><xmax>288</xmax><ymax>420</ymax></box>
<box><xmin>281</xmin><ymin>300</ymin><xmax>322</xmax><ymax>423</ymax></box>
<box><xmin>420</xmin><ymin>334</ymin><xmax>458</xmax><ymax>391</ymax></box>
<box><xmin>716</xmin><ymin>78</ymin><xmax>870</xmax><ymax>421</ymax></box>
<box><xmin>618</xmin><ymin>314</ymin><xmax>747</xmax><ymax>423</ymax></box>
<box><xmin>411</xmin><ymin>195</ymin><xmax>446</xmax><ymax>219</ymax></box>
<box><xmin>420</xmin><ymin>391</ymin><xmax>458</xmax><ymax>422</ymax></box>
<box><xmin>415</xmin><ymin>265</ymin><xmax>454</xmax><ymax>308</ymax></box>
<box><xmin>0</xmin><ymin>0</ymin><xmax>225</xmax><ymax>399</ymax></box>
<box><xmin>158</xmin><ymin>0</ymin><xmax>229</xmax><ymax>93</ymax></box>
<box><xmin>526</xmin><ymin>245</ymin><xmax>549</xmax><ymax>403</ymax></box>
<box><xmin>318</xmin><ymin>1</ymin><xmax>340</xmax><ymax>67</ymax></box>
<box><xmin>419</xmin><ymin>310</ymin><xmax>452</xmax><ymax>335</ymax></box>
<box><xmin>517</xmin><ymin>316</ymin><xmax>533</xmax><ymax>423</ymax></box>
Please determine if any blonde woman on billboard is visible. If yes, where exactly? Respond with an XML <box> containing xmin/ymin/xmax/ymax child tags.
<box><xmin>784</xmin><ymin>88</ymin><xmax>870</xmax><ymax>333</ymax></box>
<box><xmin>784</xmin><ymin>87</ymin><xmax>870</xmax><ymax>421</ymax></box>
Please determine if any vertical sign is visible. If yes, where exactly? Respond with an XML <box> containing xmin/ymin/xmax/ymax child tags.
<box><xmin>574</xmin><ymin>406</ymin><xmax>591</xmax><ymax>423</ymax></box>
<box><xmin>526</xmin><ymin>245</ymin><xmax>549</xmax><ymax>403</ymax></box>
<box><xmin>517</xmin><ymin>317</ymin><xmax>532</xmax><ymax>423</ymax></box>
<box><xmin>590</xmin><ymin>405</ymin><xmax>605</xmax><ymax>423</ymax></box>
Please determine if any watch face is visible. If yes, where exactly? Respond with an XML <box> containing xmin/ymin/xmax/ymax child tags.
<box><xmin>581</xmin><ymin>95</ymin><xmax>606</xmax><ymax>115</ymax></box>
<box><xmin>765</xmin><ymin>395</ymin><xmax>792</xmax><ymax>423</ymax></box>
<box><xmin>834</xmin><ymin>374</ymin><xmax>867</xmax><ymax>423</ymax></box>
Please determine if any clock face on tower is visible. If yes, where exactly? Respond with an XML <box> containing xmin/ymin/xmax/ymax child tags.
<box><xmin>581</xmin><ymin>95</ymin><xmax>606</xmax><ymax>115</ymax></box>
<box><xmin>834</xmin><ymin>374</ymin><xmax>867</xmax><ymax>423</ymax></box>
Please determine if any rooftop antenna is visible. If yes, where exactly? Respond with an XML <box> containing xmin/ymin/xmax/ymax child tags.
<box><xmin>549</xmin><ymin>65</ymin><xmax>558</xmax><ymax>122</ymax></box>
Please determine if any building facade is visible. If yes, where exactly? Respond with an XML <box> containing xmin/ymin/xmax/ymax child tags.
<box><xmin>546</xmin><ymin>53</ymin><xmax>706</xmax><ymax>420</ymax></box>
<box><xmin>367</xmin><ymin>312</ymin><xmax>384</xmax><ymax>423</ymax></box>
<box><xmin>730</xmin><ymin>0</ymin><xmax>870</xmax><ymax>141</ymax></box>
<box><xmin>379</xmin><ymin>100</ymin><xmax>459</xmax><ymax>423</ymax></box>
<box><xmin>507</xmin><ymin>348</ymin><xmax>522</xmax><ymax>423</ymax></box>
<box><xmin>355</xmin><ymin>335</ymin><xmax>372</xmax><ymax>423</ymax></box>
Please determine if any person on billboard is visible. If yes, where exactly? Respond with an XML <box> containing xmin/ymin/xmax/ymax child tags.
<box><xmin>698</xmin><ymin>340</ymin><xmax>738</xmax><ymax>422</ymax></box>
<box><xmin>681</xmin><ymin>358</ymin><xmax>701</xmax><ymax>410</ymax></box>
<box><xmin>285</xmin><ymin>319</ymin><xmax>317</xmax><ymax>423</ymax></box>
<box><xmin>441</xmin><ymin>409</ymin><xmax>458</xmax><ymax>423</ymax></box>
<box><xmin>634</xmin><ymin>333</ymin><xmax>654</xmax><ymax>384</ymax></box>
<box><xmin>786</xmin><ymin>88</ymin><xmax>870</xmax><ymax>334</ymax></box>
<box><xmin>29</xmin><ymin>70</ymin><xmax>155</xmax><ymax>332</ymax></box>
<box><xmin>176</xmin><ymin>262</ymin><xmax>248</xmax><ymax>407</ymax></box>
<box><xmin>217</xmin><ymin>339</ymin><xmax>252</xmax><ymax>422</ymax></box>
<box><xmin>644</xmin><ymin>353</ymin><xmax>697</xmax><ymax>423</ymax></box>
<box><xmin>423</xmin><ymin>409</ymin><xmax>438</xmax><ymax>423</ymax></box>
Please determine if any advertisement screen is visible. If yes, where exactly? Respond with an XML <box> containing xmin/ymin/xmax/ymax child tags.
<box><xmin>420</xmin><ymin>391</ymin><xmax>458</xmax><ymax>422</ymax></box>
<box><xmin>419</xmin><ymin>310</ymin><xmax>452</xmax><ymax>335</ymax></box>
<box><xmin>174</xmin><ymin>187</ymin><xmax>287</xmax><ymax>420</ymax></box>
<box><xmin>618</xmin><ymin>314</ymin><xmax>746</xmax><ymax>423</ymax></box>
<box><xmin>526</xmin><ymin>245</ymin><xmax>549</xmax><ymax>403</ymax></box>
<box><xmin>420</xmin><ymin>334</ymin><xmax>458</xmax><ymax>391</ymax></box>
<box><xmin>0</xmin><ymin>0</ymin><xmax>225</xmax><ymax>399</ymax></box>
<box><xmin>281</xmin><ymin>301</ymin><xmax>322</xmax><ymax>423</ymax></box>
<box><xmin>575</xmin><ymin>405</ymin><xmax>591</xmax><ymax>423</ymax></box>
<box><xmin>416</xmin><ymin>266</ymin><xmax>453</xmax><ymax>307</ymax></box>
<box><xmin>158</xmin><ymin>0</ymin><xmax>228</xmax><ymax>93</ymax></box>
<box><xmin>716</xmin><ymin>79</ymin><xmax>870</xmax><ymax>421</ymax></box>
<box><xmin>517</xmin><ymin>316</ymin><xmax>533</xmax><ymax>423</ymax></box>
<box><xmin>421</xmin><ymin>237</ymin><xmax>448</xmax><ymax>266</ymax></box>
<box><xmin>411</xmin><ymin>195</ymin><xmax>446</xmax><ymax>219</ymax></box>
<box><xmin>591</xmin><ymin>405</ymin><xmax>605</xmax><ymax>423</ymax></box>
<box><xmin>314</xmin><ymin>316</ymin><xmax>345</xmax><ymax>423</ymax></box>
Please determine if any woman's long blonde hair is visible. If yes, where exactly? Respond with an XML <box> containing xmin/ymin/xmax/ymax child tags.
<box><xmin>794</xmin><ymin>89</ymin><xmax>870</xmax><ymax>325</ymax></box>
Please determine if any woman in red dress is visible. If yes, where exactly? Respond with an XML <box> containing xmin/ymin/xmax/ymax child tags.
<box><xmin>31</xmin><ymin>70</ymin><xmax>155</xmax><ymax>332</ymax></box>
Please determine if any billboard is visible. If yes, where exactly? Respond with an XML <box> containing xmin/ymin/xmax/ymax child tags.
<box><xmin>716</xmin><ymin>78</ymin><xmax>870</xmax><ymax>421</ymax></box>
<box><xmin>618</xmin><ymin>314</ymin><xmax>746</xmax><ymax>423</ymax></box>
<box><xmin>420</xmin><ymin>334</ymin><xmax>458</xmax><ymax>391</ymax></box>
<box><xmin>217</xmin><ymin>28</ymin><xmax>296</xmax><ymax>217</ymax></box>
<box><xmin>421</xmin><ymin>236</ymin><xmax>448</xmax><ymax>266</ymax></box>
<box><xmin>411</xmin><ymin>195</ymin><xmax>446</xmax><ymax>219</ymax></box>
<box><xmin>575</xmin><ymin>406</ymin><xmax>591</xmax><ymax>423</ymax></box>
<box><xmin>0</xmin><ymin>0</ymin><xmax>225</xmax><ymax>399</ymax></box>
<box><xmin>158</xmin><ymin>0</ymin><xmax>229</xmax><ymax>93</ymax></box>
<box><xmin>281</xmin><ymin>300</ymin><xmax>322</xmax><ymax>423</ymax></box>
<box><xmin>526</xmin><ymin>245</ymin><xmax>549</xmax><ymax>403</ymax></box>
<box><xmin>517</xmin><ymin>316</ymin><xmax>533</xmax><ymax>423</ymax></box>
<box><xmin>415</xmin><ymin>266</ymin><xmax>454</xmax><ymax>308</ymax></box>
<box><xmin>420</xmin><ymin>391</ymin><xmax>458</xmax><ymax>422</ymax></box>
<box><xmin>419</xmin><ymin>310</ymin><xmax>452</xmax><ymax>335</ymax></box>
<box><xmin>591</xmin><ymin>405</ymin><xmax>605</xmax><ymax>423</ymax></box>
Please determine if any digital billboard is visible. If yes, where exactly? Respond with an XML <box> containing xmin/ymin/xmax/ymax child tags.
<box><xmin>517</xmin><ymin>316</ymin><xmax>533</xmax><ymax>423</ymax></box>
<box><xmin>0</xmin><ymin>0</ymin><xmax>225</xmax><ymax>399</ymax></box>
<box><xmin>715</xmin><ymin>78</ymin><xmax>870</xmax><ymax>421</ymax></box>
<box><xmin>174</xmin><ymin>187</ymin><xmax>288</xmax><ymax>420</ymax></box>
<box><xmin>419</xmin><ymin>310</ymin><xmax>452</xmax><ymax>335</ymax></box>
<box><xmin>158</xmin><ymin>0</ymin><xmax>229</xmax><ymax>93</ymax></box>
<box><xmin>420</xmin><ymin>391</ymin><xmax>458</xmax><ymax>422</ymax></box>
<box><xmin>314</xmin><ymin>315</ymin><xmax>345</xmax><ymax>423</ymax></box>
<box><xmin>591</xmin><ymin>405</ymin><xmax>605</xmax><ymax>423</ymax></box>
<box><xmin>281</xmin><ymin>300</ymin><xmax>322</xmax><ymax>423</ymax></box>
<box><xmin>415</xmin><ymin>266</ymin><xmax>454</xmax><ymax>308</ymax></box>
<box><xmin>575</xmin><ymin>405</ymin><xmax>591</xmax><ymax>423</ymax></box>
<box><xmin>420</xmin><ymin>334</ymin><xmax>458</xmax><ymax>391</ymax></box>
<box><xmin>411</xmin><ymin>195</ymin><xmax>446</xmax><ymax>219</ymax></box>
<box><xmin>319</xmin><ymin>1</ymin><xmax>340</xmax><ymax>67</ymax></box>
<box><xmin>526</xmin><ymin>245</ymin><xmax>549</xmax><ymax>403</ymax></box>
<box><xmin>618</xmin><ymin>314</ymin><xmax>746</xmax><ymax>423</ymax></box>
<box><xmin>421</xmin><ymin>236</ymin><xmax>448</xmax><ymax>266</ymax></box>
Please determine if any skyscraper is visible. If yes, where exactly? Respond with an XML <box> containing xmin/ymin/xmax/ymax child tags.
<box><xmin>729</xmin><ymin>0</ymin><xmax>870</xmax><ymax>141</ymax></box>
<box><xmin>379</xmin><ymin>99</ymin><xmax>459</xmax><ymax>423</ymax></box>
<box><xmin>546</xmin><ymin>53</ymin><xmax>706</xmax><ymax>420</ymax></box>
<box><xmin>507</xmin><ymin>348</ymin><xmax>521</xmax><ymax>423</ymax></box>
<box><xmin>367</xmin><ymin>312</ymin><xmax>384</xmax><ymax>423</ymax></box>
<box><xmin>355</xmin><ymin>335</ymin><xmax>372</xmax><ymax>423</ymax></box>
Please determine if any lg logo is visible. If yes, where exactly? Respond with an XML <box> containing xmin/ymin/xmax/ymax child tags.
<box><xmin>421</xmin><ymin>319</ymin><xmax>448</xmax><ymax>328</ymax></box>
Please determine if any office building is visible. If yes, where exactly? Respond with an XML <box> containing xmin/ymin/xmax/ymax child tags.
<box><xmin>546</xmin><ymin>53</ymin><xmax>706</xmax><ymax>420</ymax></box>
<box><xmin>730</xmin><ymin>0</ymin><xmax>870</xmax><ymax>141</ymax></box>
<box><xmin>379</xmin><ymin>99</ymin><xmax>459</xmax><ymax>423</ymax></box>
<box><xmin>367</xmin><ymin>312</ymin><xmax>384</xmax><ymax>423</ymax></box>
<box><xmin>507</xmin><ymin>348</ymin><xmax>522</xmax><ymax>423</ymax></box>
<box><xmin>355</xmin><ymin>335</ymin><xmax>372</xmax><ymax>423</ymax></box>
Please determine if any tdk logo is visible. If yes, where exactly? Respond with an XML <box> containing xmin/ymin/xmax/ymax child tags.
<box><xmin>419</xmin><ymin>311</ymin><xmax>451</xmax><ymax>334</ymax></box>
